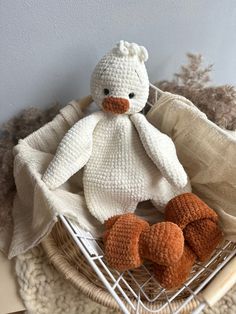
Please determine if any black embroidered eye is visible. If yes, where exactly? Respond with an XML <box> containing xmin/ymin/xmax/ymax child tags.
<box><xmin>129</xmin><ymin>92</ymin><xmax>135</xmax><ymax>99</ymax></box>
<box><xmin>104</xmin><ymin>88</ymin><xmax>109</xmax><ymax>95</ymax></box>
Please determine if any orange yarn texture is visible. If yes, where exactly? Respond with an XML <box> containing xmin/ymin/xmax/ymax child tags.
<box><xmin>165</xmin><ymin>193</ymin><xmax>223</xmax><ymax>261</ymax></box>
<box><xmin>104</xmin><ymin>214</ymin><xmax>184</xmax><ymax>271</ymax></box>
<box><xmin>104</xmin><ymin>214</ymin><xmax>149</xmax><ymax>270</ymax></box>
<box><xmin>139</xmin><ymin>222</ymin><xmax>184</xmax><ymax>266</ymax></box>
<box><xmin>102</xmin><ymin>96</ymin><xmax>130</xmax><ymax>114</ymax></box>
<box><xmin>183</xmin><ymin>219</ymin><xmax>223</xmax><ymax>262</ymax></box>
<box><xmin>153</xmin><ymin>244</ymin><xmax>196</xmax><ymax>290</ymax></box>
<box><xmin>165</xmin><ymin>193</ymin><xmax>218</xmax><ymax>229</ymax></box>
<box><xmin>103</xmin><ymin>193</ymin><xmax>223</xmax><ymax>289</ymax></box>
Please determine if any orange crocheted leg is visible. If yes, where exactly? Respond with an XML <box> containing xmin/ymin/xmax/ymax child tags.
<box><xmin>104</xmin><ymin>215</ymin><xmax>122</xmax><ymax>230</ymax></box>
<box><xmin>103</xmin><ymin>215</ymin><xmax>122</xmax><ymax>242</ymax></box>
<box><xmin>103</xmin><ymin>213</ymin><xmax>149</xmax><ymax>271</ymax></box>
<box><xmin>139</xmin><ymin>222</ymin><xmax>184</xmax><ymax>266</ymax></box>
<box><xmin>165</xmin><ymin>193</ymin><xmax>218</xmax><ymax>229</ymax></box>
<box><xmin>165</xmin><ymin>193</ymin><xmax>223</xmax><ymax>261</ymax></box>
<box><xmin>153</xmin><ymin>244</ymin><xmax>196</xmax><ymax>290</ymax></box>
<box><xmin>184</xmin><ymin>219</ymin><xmax>223</xmax><ymax>262</ymax></box>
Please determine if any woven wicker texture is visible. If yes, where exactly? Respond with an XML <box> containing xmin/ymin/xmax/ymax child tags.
<box><xmin>42</xmin><ymin>220</ymin><xmax>236</xmax><ymax>313</ymax></box>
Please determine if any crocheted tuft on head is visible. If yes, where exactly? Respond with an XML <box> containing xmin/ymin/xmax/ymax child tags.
<box><xmin>90</xmin><ymin>40</ymin><xmax>150</xmax><ymax>114</ymax></box>
<box><xmin>112</xmin><ymin>40</ymin><xmax>149</xmax><ymax>62</ymax></box>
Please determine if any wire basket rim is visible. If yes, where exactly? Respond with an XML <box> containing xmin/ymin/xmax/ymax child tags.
<box><xmin>41</xmin><ymin>221</ymin><xmax>201</xmax><ymax>313</ymax></box>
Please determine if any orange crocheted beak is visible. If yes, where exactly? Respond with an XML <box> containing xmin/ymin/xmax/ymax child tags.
<box><xmin>102</xmin><ymin>97</ymin><xmax>129</xmax><ymax>114</ymax></box>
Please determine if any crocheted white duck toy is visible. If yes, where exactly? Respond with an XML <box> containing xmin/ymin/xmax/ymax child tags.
<box><xmin>43</xmin><ymin>41</ymin><xmax>190</xmax><ymax>223</ymax></box>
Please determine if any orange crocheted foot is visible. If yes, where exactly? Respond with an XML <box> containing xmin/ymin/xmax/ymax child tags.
<box><xmin>103</xmin><ymin>213</ymin><xmax>149</xmax><ymax>271</ymax></box>
<box><xmin>140</xmin><ymin>222</ymin><xmax>184</xmax><ymax>266</ymax></box>
<box><xmin>184</xmin><ymin>219</ymin><xmax>223</xmax><ymax>261</ymax></box>
<box><xmin>153</xmin><ymin>244</ymin><xmax>196</xmax><ymax>290</ymax></box>
<box><xmin>103</xmin><ymin>214</ymin><xmax>184</xmax><ymax>271</ymax></box>
<box><xmin>165</xmin><ymin>193</ymin><xmax>218</xmax><ymax>229</ymax></box>
<box><xmin>165</xmin><ymin>193</ymin><xmax>223</xmax><ymax>261</ymax></box>
<box><xmin>103</xmin><ymin>214</ymin><xmax>122</xmax><ymax>242</ymax></box>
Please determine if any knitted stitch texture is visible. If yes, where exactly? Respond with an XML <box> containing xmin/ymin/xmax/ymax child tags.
<box><xmin>165</xmin><ymin>193</ymin><xmax>218</xmax><ymax>229</ymax></box>
<box><xmin>183</xmin><ymin>219</ymin><xmax>223</xmax><ymax>262</ymax></box>
<box><xmin>104</xmin><ymin>213</ymin><xmax>184</xmax><ymax>271</ymax></box>
<box><xmin>43</xmin><ymin>41</ymin><xmax>190</xmax><ymax>223</ymax></box>
<box><xmin>153</xmin><ymin>244</ymin><xmax>196</xmax><ymax>290</ymax></box>
<box><xmin>42</xmin><ymin>111</ymin><xmax>104</xmax><ymax>189</ymax></box>
<box><xmin>104</xmin><ymin>193</ymin><xmax>223</xmax><ymax>288</ymax></box>
<box><xmin>165</xmin><ymin>193</ymin><xmax>224</xmax><ymax>259</ymax></box>
<box><xmin>139</xmin><ymin>221</ymin><xmax>184</xmax><ymax>266</ymax></box>
<box><xmin>104</xmin><ymin>214</ymin><xmax>149</xmax><ymax>270</ymax></box>
<box><xmin>151</xmin><ymin>193</ymin><xmax>223</xmax><ymax>289</ymax></box>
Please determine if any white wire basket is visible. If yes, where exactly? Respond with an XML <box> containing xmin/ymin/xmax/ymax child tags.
<box><xmin>56</xmin><ymin>214</ymin><xmax>236</xmax><ymax>314</ymax></box>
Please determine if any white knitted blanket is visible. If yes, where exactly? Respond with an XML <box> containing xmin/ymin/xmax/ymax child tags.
<box><xmin>5</xmin><ymin>89</ymin><xmax>236</xmax><ymax>258</ymax></box>
<box><xmin>42</xmin><ymin>110</ymin><xmax>190</xmax><ymax>223</ymax></box>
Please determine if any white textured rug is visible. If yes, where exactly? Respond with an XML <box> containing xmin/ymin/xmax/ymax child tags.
<box><xmin>15</xmin><ymin>246</ymin><xmax>236</xmax><ymax>314</ymax></box>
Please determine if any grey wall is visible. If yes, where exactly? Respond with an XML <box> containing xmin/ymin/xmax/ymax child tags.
<box><xmin>1</xmin><ymin>0</ymin><xmax>236</xmax><ymax>124</ymax></box>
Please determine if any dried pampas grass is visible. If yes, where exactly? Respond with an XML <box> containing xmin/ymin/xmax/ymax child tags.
<box><xmin>157</xmin><ymin>54</ymin><xmax>236</xmax><ymax>130</ymax></box>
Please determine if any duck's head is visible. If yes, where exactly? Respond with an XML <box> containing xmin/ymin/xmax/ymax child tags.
<box><xmin>90</xmin><ymin>40</ymin><xmax>149</xmax><ymax>115</ymax></box>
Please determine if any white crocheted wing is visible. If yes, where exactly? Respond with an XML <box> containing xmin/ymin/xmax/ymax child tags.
<box><xmin>43</xmin><ymin>111</ymin><xmax>104</xmax><ymax>190</ymax></box>
<box><xmin>131</xmin><ymin>113</ymin><xmax>188</xmax><ymax>189</ymax></box>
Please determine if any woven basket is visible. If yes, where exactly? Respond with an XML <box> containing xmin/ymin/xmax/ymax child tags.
<box><xmin>42</xmin><ymin>219</ymin><xmax>236</xmax><ymax>313</ymax></box>
<box><xmin>41</xmin><ymin>91</ymin><xmax>236</xmax><ymax>313</ymax></box>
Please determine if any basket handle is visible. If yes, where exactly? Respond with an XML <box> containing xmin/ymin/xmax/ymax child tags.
<box><xmin>78</xmin><ymin>95</ymin><xmax>93</xmax><ymax>111</ymax></box>
<box><xmin>201</xmin><ymin>256</ymin><xmax>236</xmax><ymax>307</ymax></box>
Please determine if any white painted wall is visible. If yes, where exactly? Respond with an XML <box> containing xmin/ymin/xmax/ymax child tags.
<box><xmin>1</xmin><ymin>0</ymin><xmax>236</xmax><ymax>124</ymax></box>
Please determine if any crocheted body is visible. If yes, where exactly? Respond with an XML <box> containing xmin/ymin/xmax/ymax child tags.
<box><xmin>42</xmin><ymin>42</ymin><xmax>191</xmax><ymax>224</ymax></box>
<box><xmin>83</xmin><ymin>113</ymin><xmax>190</xmax><ymax>223</ymax></box>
